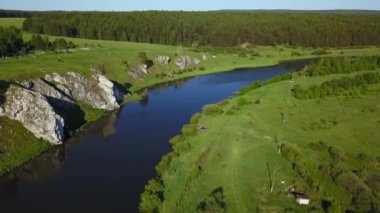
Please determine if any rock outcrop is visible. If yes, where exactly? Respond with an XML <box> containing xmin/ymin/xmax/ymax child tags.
<box><xmin>155</xmin><ymin>55</ymin><xmax>170</xmax><ymax>65</ymax></box>
<box><xmin>21</xmin><ymin>79</ymin><xmax>76</xmax><ymax>109</ymax></box>
<box><xmin>175</xmin><ymin>56</ymin><xmax>200</xmax><ymax>70</ymax></box>
<box><xmin>45</xmin><ymin>73</ymin><xmax>123</xmax><ymax>110</ymax></box>
<box><xmin>0</xmin><ymin>86</ymin><xmax>65</xmax><ymax>145</ymax></box>
<box><xmin>0</xmin><ymin>73</ymin><xmax>124</xmax><ymax>145</ymax></box>
<box><xmin>128</xmin><ymin>64</ymin><xmax>150</xmax><ymax>81</ymax></box>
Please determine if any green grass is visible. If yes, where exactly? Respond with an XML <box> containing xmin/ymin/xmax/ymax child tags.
<box><xmin>158</xmin><ymin>71</ymin><xmax>380</xmax><ymax>212</ymax></box>
<box><xmin>0</xmin><ymin>117</ymin><xmax>50</xmax><ymax>175</ymax></box>
<box><xmin>0</xmin><ymin>18</ymin><xmax>25</xmax><ymax>28</ymax></box>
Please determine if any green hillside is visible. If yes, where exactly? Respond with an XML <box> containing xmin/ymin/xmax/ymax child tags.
<box><xmin>141</xmin><ymin>61</ymin><xmax>380</xmax><ymax>212</ymax></box>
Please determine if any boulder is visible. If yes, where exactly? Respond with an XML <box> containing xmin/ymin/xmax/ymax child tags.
<box><xmin>45</xmin><ymin>73</ymin><xmax>122</xmax><ymax>110</ymax></box>
<box><xmin>175</xmin><ymin>56</ymin><xmax>200</xmax><ymax>70</ymax></box>
<box><xmin>0</xmin><ymin>86</ymin><xmax>65</xmax><ymax>145</ymax></box>
<box><xmin>128</xmin><ymin>64</ymin><xmax>150</xmax><ymax>81</ymax></box>
<box><xmin>155</xmin><ymin>55</ymin><xmax>170</xmax><ymax>65</ymax></box>
<box><xmin>202</xmin><ymin>55</ymin><xmax>208</xmax><ymax>61</ymax></box>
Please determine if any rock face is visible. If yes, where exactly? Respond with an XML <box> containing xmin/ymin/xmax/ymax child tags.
<box><xmin>45</xmin><ymin>73</ymin><xmax>123</xmax><ymax>110</ymax></box>
<box><xmin>155</xmin><ymin>55</ymin><xmax>170</xmax><ymax>65</ymax></box>
<box><xmin>175</xmin><ymin>56</ymin><xmax>200</xmax><ymax>70</ymax></box>
<box><xmin>128</xmin><ymin>64</ymin><xmax>150</xmax><ymax>81</ymax></box>
<box><xmin>0</xmin><ymin>73</ymin><xmax>123</xmax><ymax>145</ymax></box>
<box><xmin>21</xmin><ymin>79</ymin><xmax>76</xmax><ymax>109</ymax></box>
<box><xmin>0</xmin><ymin>86</ymin><xmax>65</xmax><ymax>145</ymax></box>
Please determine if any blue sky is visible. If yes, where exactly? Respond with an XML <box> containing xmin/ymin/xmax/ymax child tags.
<box><xmin>2</xmin><ymin>0</ymin><xmax>380</xmax><ymax>11</ymax></box>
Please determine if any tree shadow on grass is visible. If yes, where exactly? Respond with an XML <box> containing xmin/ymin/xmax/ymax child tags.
<box><xmin>0</xmin><ymin>80</ymin><xmax>11</xmax><ymax>106</ymax></box>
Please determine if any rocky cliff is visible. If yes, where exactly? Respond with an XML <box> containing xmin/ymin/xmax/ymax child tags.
<box><xmin>0</xmin><ymin>86</ymin><xmax>65</xmax><ymax>145</ymax></box>
<box><xmin>0</xmin><ymin>73</ymin><xmax>123</xmax><ymax>145</ymax></box>
<box><xmin>45</xmin><ymin>72</ymin><xmax>123</xmax><ymax>110</ymax></box>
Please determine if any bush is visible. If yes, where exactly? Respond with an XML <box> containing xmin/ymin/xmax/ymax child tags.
<box><xmin>170</xmin><ymin>135</ymin><xmax>191</xmax><ymax>154</ymax></box>
<box><xmin>291</xmin><ymin>51</ymin><xmax>302</xmax><ymax>56</ymax></box>
<box><xmin>309</xmin><ymin>141</ymin><xmax>327</xmax><ymax>151</ymax></box>
<box><xmin>199</xmin><ymin>66</ymin><xmax>206</xmax><ymax>71</ymax></box>
<box><xmin>155</xmin><ymin>152</ymin><xmax>177</xmax><ymax>176</ymax></box>
<box><xmin>139</xmin><ymin>191</ymin><xmax>162</xmax><ymax>213</ymax></box>
<box><xmin>328</xmin><ymin>146</ymin><xmax>345</xmax><ymax>162</ymax></box>
<box><xmin>181</xmin><ymin>124</ymin><xmax>197</xmax><ymax>136</ymax></box>
<box><xmin>238</xmin><ymin>81</ymin><xmax>261</xmax><ymax>95</ymax></box>
<box><xmin>196</xmin><ymin>187</ymin><xmax>226</xmax><ymax>213</ymax></box>
<box><xmin>190</xmin><ymin>113</ymin><xmax>202</xmax><ymax>124</ymax></box>
<box><xmin>203</xmin><ymin>104</ymin><xmax>224</xmax><ymax>116</ymax></box>
<box><xmin>139</xmin><ymin>178</ymin><xmax>164</xmax><ymax>213</ymax></box>
<box><xmin>188</xmin><ymin>166</ymin><xmax>203</xmax><ymax>182</ymax></box>
<box><xmin>254</xmin><ymin>98</ymin><xmax>261</xmax><ymax>104</ymax></box>
<box><xmin>236</xmin><ymin>97</ymin><xmax>250</xmax><ymax>107</ymax></box>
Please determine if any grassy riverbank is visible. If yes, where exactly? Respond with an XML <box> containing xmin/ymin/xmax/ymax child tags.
<box><xmin>142</xmin><ymin>64</ymin><xmax>380</xmax><ymax>212</ymax></box>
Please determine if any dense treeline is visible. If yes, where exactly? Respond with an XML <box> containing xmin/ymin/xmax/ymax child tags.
<box><xmin>303</xmin><ymin>56</ymin><xmax>380</xmax><ymax>76</ymax></box>
<box><xmin>22</xmin><ymin>11</ymin><xmax>380</xmax><ymax>47</ymax></box>
<box><xmin>0</xmin><ymin>26</ymin><xmax>75</xmax><ymax>57</ymax></box>
<box><xmin>0</xmin><ymin>27</ymin><xmax>23</xmax><ymax>57</ymax></box>
<box><xmin>0</xmin><ymin>10</ymin><xmax>54</xmax><ymax>18</ymax></box>
<box><xmin>0</xmin><ymin>10</ymin><xmax>34</xmax><ymax>18</ymax></box>
<box><xmin>292</xmin><ymin>72</ymin><xmax>380</xmax><ymax>99</ymax></box>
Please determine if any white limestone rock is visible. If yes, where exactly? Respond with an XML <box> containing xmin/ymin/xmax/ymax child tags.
<box><xmin>1</xmin><ymin>86</ymin><xmax>65</xmax><ymax>145</ymax></box>
<box><xmin>45</xmin><ymin>73</ymin><xmax>123</xmax><ymax>110</ymax></box>
<box><xmin>175</xmin><ymin>56</ymin><xmax>200</xmax><ymax>70</ymax></box>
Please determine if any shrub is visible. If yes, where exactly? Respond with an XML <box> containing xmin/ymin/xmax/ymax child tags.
<box><xmin>238</xmin><ymin>80</ymin><xmax>261</xmax><ymax>95</ymax></box>
<box><xmin>155</xmin><ymin>152</ymin><xmax>177</xmax><ymax>176</ymax></box>
<box><xmin>181</xmin><ymin>124</ymin><xmax>197</xmax><ymax>136</ymax></box>
<box><xmin>254</xmin><ymin>98</ymin><xmax>261</xmax><ymax>104</ymax></box>
<box><xmin>311</xmin><ymin>49</ymin><xmax>331</xmax><ymax>55</ymax></box>
<box><xmin>139</xmin><ymin>178</ymin><xmax>164</xmax><ymax>213</ymax></box>
<box><xmin>199</xmin><ymin>66</ymin><xmax>206</xmax><ymax>71</ymax></box>
<box><xmin>188</xmin><ymin>166</ymin><xmax>203</xmax><ymax>182</ymax></box>
<box><xmin>169</xmin><ymin>135</ymin><xmax>191</xmax><ymax>154</ymax></box>
<box><xmin>196</xmin><ymin>187</ymin><xmax>226</xmax><ymax>213</ymax></box>
<box><xmin>190</xmin><ymin>113</ymin><xmax>202</xmax><ymax>124</ymax></box>
<box><xmin>291</xmin><ymin>51</ymin><xmax>302</xmax><ymax>56</ymax></box>
<box><xmin>309</xmin><ymin>141</ymin><xmax>327</xmax><ymax>151</ymax></box>
<box><xmin>226</xmin><ymin>110</ymin><xmax>235</xmax><ymax>115</ymax></box>
<box><xmin>328</xmin><ymin>146</ymin><xmax>345</xmax><ymax>162</ymax></box>
<box><xmin>203</xmin><ymin>104</ymin><xmax>224</xmax><ymax>116</ymax></box>
<box><xmin>139</xmin><ymin>191</ymin><xmax>162</xmax><ymax>213</ymax></box>
<box><xmin>281</xmin><ymin>144</ymin><xmax>300</xmax><ymax>163</ymax></box>
<box><xmin>236</xmin><ymin>97</ymin><xmax>250</xmax><ymax>107</ymax></box>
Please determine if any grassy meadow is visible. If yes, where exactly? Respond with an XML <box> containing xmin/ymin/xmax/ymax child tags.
<box><xmin>155</xmin><ymin>70</ymin><xmax>380</xmax><ymax>212</ymax></box>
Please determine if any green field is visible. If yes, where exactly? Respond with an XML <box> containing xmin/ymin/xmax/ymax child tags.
<box><xmin>0</xmin><ymin>18</ymin><xmax>25</xmax><ymax>28</ymax></box>
<box><xmin>148</xmin><ymin>70</ymin><xmax>380</xmax><ymax>212</ymax></box>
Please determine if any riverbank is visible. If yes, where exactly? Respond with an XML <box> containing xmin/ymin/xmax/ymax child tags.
<box><xmin>142</xmin><ymin>63</ymin><xmax>380</xmax><ymax>212</ymax></box>
<box><xmin>0</xmin><ymin>44</ymin><xmax>379</xmax><ymax>176</ymax></box>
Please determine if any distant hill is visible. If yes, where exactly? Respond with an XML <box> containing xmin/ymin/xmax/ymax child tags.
<box><xmin>219</xmin><ymin>9</ymin><xmax>380</xmax><ymax>15</ymax></box>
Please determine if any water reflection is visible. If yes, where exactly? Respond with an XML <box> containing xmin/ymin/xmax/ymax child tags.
<box><xmin>0</xmin><ymin>109</ymin><xmax>120</xmax><ymax>199</ymax></box>
<box><xmin>65</xmin><ymin>110</ymin><xmax>120</xmax><ymax>146</ymax></box>
<box><xmin>0</xmin><ymin>146</ymin><xmax>64</xmax><ymax>200</ymax></box>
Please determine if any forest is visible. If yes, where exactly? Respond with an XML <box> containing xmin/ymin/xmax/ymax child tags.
<box><xmin>0</xmin><ymin>26</ymin><xmax>75</xmax><ymax>57</ymax></box>
<box><xmin>302</xmin><ymin>56</ymin><xmax>380</xmax><ymax>76</ymax></box>
<box><xmin>21</xmin><ymin>11</ymin><xmax>380</xmax><ymax>47</ymax></box>
<box><xmin>292</xmin><ymin>72</ymin><xmax>380</xmax><ymax>99</ymax></box>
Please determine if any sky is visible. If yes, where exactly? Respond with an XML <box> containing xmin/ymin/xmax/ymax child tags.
<box><xmin>1</xmin><ymin>0</ymin><xmax>380</xmax><ymax>11</ymax></box>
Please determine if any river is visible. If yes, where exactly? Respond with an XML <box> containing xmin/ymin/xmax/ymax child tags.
<box><xmin>0</xmin><ymin>59</ymin><xmax>313</xmax><ymax>212</ymax></box>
